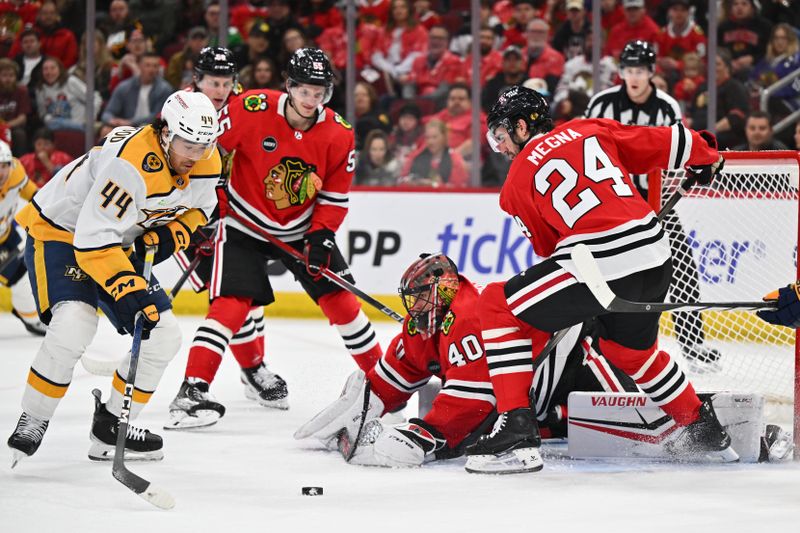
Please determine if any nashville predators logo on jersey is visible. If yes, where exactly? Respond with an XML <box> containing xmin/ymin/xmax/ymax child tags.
<box><xmin>138</xmin><ymin>205</ymin><xmax>188</xmax><ymax>228</ymax></box>
<box><xmin>141</xmin><ymin>152</ymin><xmax>164</xmax><ymax>173</ymax></box>
<box><xmin>264</xmin><ymin>157</ymin><xmax>321</xmax><ymax>209</ymax></box>
<box><xmin>64</xmin><ymin>265</ymin><xmax>89</xmax><ymax>282</ymax></box>
<box><xmin>243</xmin><ymin>93</ymin><xmax>269</xmax><ymax>112</ymax></box>
<box><xmin>333</xmin><ymin>113</ymin><xmax>352</xmax><ymax>129</ymax></box>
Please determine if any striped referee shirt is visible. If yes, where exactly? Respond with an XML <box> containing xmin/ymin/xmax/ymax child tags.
<box><xmin>585</xmin><ymin>82</ymin><xmax>683</xmax><ymax>191</ymax></box>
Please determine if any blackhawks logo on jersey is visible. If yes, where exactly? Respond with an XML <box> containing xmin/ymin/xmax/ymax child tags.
<box><xmin>333</xmin><ymin>113</ymin><xmax>352</xmax><ymax>129</ymax></box>
<box><xmin>441</xmin><ymin>310</ymin><xmax>455</xmax><ymax>335</ymax></box>
<box><xmin>243</xmin><ymin>93</ymin><xmax>268</xmax><ymax>112</ymax></box>
<box><xmin>264</xmin><ymin>157</ymin><xmax>321</xmax><ymax>209</ymax></box>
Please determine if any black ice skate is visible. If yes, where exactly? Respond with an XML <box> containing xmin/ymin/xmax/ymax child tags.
<box><xmin>683</xmin><ymin>344</ymin><xmax>723</xmax><ymax>374</ymax></box>
<box><xmin>12</xmin><ymin>308</ymin><xmax>46</xmax><ymax>336</ymax></box>
<box><xmin>464</xmin><ymin>408</ymin><xmax>544</xmax><ymax>474</ymax></box>
<box><xmin>241</xmin><ymin>363</ymin><xmax>289</xmax><ymax>410</ymax></box>
<box><xmin>8</xmin><ymin>412</ymin><xmax>49</xmax><ymax>468</ymax></box>
<box><xmin>666</xmin><ymin>399</ymin><xmax>739</xmax><ymax>462</ymax></box>
<box><xmin>164</xmin><ymin>379</ymin><xmax>226</xmax><ymax>430</ymax></box>
<box><xmin>88</xmin><ymin>393</ymin><xmax>163</xmax><ymax>461</ymax></box>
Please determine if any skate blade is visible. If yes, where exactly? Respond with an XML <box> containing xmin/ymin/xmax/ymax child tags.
<box><xmin>88</xmin><ymin>440</ymin><xmax>164</xmax><ymax>462</ymax></box>
<box><xmin>465</xmin><ymin>447</ymin><xmax>544</xmax><ymax>474</ymax></box>
<box><xmin>163</xmin><ymin>409</ymin><xmax>222</xmax><ymax>430</ymax></box>
<box><xmin>10</xmin><ymin>448</ymin><xmax>28</xmax><ymax>469</ymax></box>
<box><xmin>244</xmin><ymin>388</ymin><xmax>289</xmax><ymax>410</ymax></box>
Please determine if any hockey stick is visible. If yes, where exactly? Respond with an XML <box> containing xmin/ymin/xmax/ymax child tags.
<box><xmin>336</xmin><ymin>380</ymin><xmax>373</xmax><ymax>463</ymax></box>
<box><xmin>570</xmin><ymin>243</ymin><xmax>775</xmax><ymax>314</ymax></box>
<box><xmin>98</xmin><ymin>245</ymin><xmax>175</xmax><ymax>510</ymax></box>
<box><xmin>81</xmin><ymin>240</ymin><xmax>209</xmax><ymax>378</ymax></box>
<box><xmin>533</xmin><ymin>175</ymin><xmax>700</xmax><ymax>368</ymax></box>
<box><xmin>228</xmin><ymin>211</ymin><xmax>405</xmax><ymax>323</ymax></box>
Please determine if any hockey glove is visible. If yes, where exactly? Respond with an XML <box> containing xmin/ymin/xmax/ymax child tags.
<box><xmin>757</xmin><ymin>282</ymin><xmax>800</xmax><ymax>329</ymax></box>
<box><xmin>303</xmin><ymin>228</ymin><xmax>336</xmax><ymax>278</ymax></box>
<box><xmin>686</xmin><ymin>155</ymin><xmax>725</xmax><ymax>186</ymax></box>
<box><xmin>188</xmin><ymin>225</ymin><xmax>216</xmax><ymax>257</ymax></box>
<box><xmin>108</xmin><ymin>273</ymin><xmax>161</xmax><ymax>338</ymax></box>
<box><xmin>135</xmin><ymin>220</ymin><xmax>192</xmax><ymax>265</ymax></box>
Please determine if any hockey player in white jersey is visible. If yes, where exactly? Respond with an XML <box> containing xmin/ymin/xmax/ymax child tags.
<box><xmin>6</xmin><ymin>91</ymin><xmax>222</xmax><ymax>467</ymax></box>
<box><xmin>0</xmin><ymin>139</ymin><xmax>46</xmax><ymax>336</ymax></box>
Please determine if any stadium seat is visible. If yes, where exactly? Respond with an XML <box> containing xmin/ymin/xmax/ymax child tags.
<box><xmin>53</xmin><ymin>129</ymin><xmax>86</xmax><ymax>158</ymax></box>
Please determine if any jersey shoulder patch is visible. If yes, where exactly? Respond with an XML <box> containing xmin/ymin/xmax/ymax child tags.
<box><xmin>332</xmin><ymin>112</ymin><xmax>352</xmax><ymax>130</ymax></box>
<box><xmin>242</xmin><ymin>92</ymin><xmax>270</xmax><ymax>112</ymax></box>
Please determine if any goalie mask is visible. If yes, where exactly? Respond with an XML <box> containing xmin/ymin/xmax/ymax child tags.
<box><xmin>487</xmin><ymin>85</ymin><xmax>553</xmax><ymax>152</ymax></box>
<box><xmin>159</xmin><ymin>91</ymin><xmax>220</xmax><ymax>163</ymax></box>
<box><xmin>399</xmin><ymin>254</ymin><xmax>460</xmax><ymax>338</ymax></box>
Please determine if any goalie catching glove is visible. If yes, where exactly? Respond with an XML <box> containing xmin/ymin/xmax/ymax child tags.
<box><xmin>349</xmin><ymin>418</ymin><xmax>447</xmax><ymax>468</ymax></box>
<box><xmin>757</xmin><ymin>282</ymin><xmax>800</xmax><ymax>328</ymax></box>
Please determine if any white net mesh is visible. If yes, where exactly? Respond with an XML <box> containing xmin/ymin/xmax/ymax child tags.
<box><xmin>656</xmin><ymin>152</ymin><xmax>798</xmax><ymax>418</ymax></box>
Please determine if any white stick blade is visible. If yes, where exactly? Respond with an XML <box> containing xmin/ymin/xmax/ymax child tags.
<box><xmin>570</xmin><ymin>244</ymin><xmax>616</xmax><ymax>309</ymax></box>
<box><xmin>139</xmin><ymin>485</ymin><xmax>176</xmax><ymax>510</ymax></box>
<box><xmin>81</xmin><ymin>354</ymin><xmax>123</xmax><ymax>377</ymax></box>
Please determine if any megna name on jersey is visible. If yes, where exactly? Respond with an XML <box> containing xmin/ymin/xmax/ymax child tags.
<box><xmin>526</xmin><ymin>128</ymin><xmax>583</xmax><ymax>167</ymax></box>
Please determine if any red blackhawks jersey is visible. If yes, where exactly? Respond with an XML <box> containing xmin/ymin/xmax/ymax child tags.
<box><xmin>217</xmin><ymin>89</ymin><xmax>356</xmax><ymax>242</ymax></box>
<box><xmin>501</xmin><ymin>118</ymin><xmax>719</xmax><ymax>281</ymax></box>
<box><xmin>367</xmin><ymin>277</ymin><xmax>495</xmax><ymax>448</ymax></box>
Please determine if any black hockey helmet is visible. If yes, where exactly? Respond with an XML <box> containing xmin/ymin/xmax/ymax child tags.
<box><xmin>195</xmin><ymin>46</ymin><xmax>237</xmax><ymax>79</ymax></box>
<box><xmin>487</xmin><ymin>85</ymin><xmax>553</xmax><ymax>150</ymax></box>
<box><xmin>619</xmin><ymin>40</ymin><xmax>656</xmax><ymax>71</ymax></box>
<box><xmin>286</xmin><ymin>47</ymin><xmax>334</xmax><ymax>104</ymax></box>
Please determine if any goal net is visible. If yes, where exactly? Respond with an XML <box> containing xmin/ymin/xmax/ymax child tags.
<box><xmin>654</xmin><ymin>150</ymin><xmax>799</xmax><ymax>431</ymax></box>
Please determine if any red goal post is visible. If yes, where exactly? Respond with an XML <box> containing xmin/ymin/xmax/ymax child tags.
<box><xmin>651</xmin><ymin>150</ymin><xmax>800</xmax><ymax>453</ymax></box>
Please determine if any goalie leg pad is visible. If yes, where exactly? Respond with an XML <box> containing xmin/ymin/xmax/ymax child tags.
<box><xmin>294</xmin><ymin>370</ymin><xmax>384</xmax><ymax>443</ymax></box>
<box><xmin>22</xmin><ymin>300</ymin><xmax>98</xmax><ymax>420</ymax></box>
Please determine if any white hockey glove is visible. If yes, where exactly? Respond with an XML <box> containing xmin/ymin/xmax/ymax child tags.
<box><xmin>294</xmin><ymin>370</ymin><xmax>384</xmax><ymax>448</ymax></box>
<box><xmin>350</xmin><ymin>418</ymin><xmax>447</xmax><ymax>468</ymax></box>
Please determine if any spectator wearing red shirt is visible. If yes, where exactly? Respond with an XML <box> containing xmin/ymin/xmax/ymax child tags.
<box><xmin>371</xmin><ymin>0</ymin><xmax>428</xmax><ymax>93</ymax></box>
<box><xmin>401</xmin><ymin>119</ymin><xmax>468</xmax><ymax>188</ymax></box>
<box><xmin>359</xmin><ymin>0</ymin><xmax>391</xmax><ymax>25</ymax></box>
<box><xmin>464</xmin><ymin>26</ymin><xmax>504</xmax><ymax>87</ymax></box>
<box><xmin>18</xmin><ymin>127</ymin><xmax>72</xmax><ymax>187</ymax></box>
<box><xmin>298</xmin><ymin>0</ymin><xmax>344</xmax><ymax>39</ymax></box>
<box><xmin>0</xmin><ymin>58</ymin><xmax>29</xmax><ymax>155</ymax></box>
<box><xmin>672</xmin><ymin>51</ymin><xmax>705</xmax><ymax>107</ymax></box>
<box><xmin>425</xmin><ymin>82</ymin><xmax>487</xmax><ymax>164</ymax></box>
<box><xmin>525</xmin><ymin>18</ymin><xmax>565</xmax><ymax>94</ymax></box>
<box><xmin>414</xmin><ymin>0</ymin><xmax>441</xmax><ymax>30</ymax></box>
<box><xmin>601</xmin><ymin>0</ymin><xmax>625</xmax><ymax>35</ymax></box>
<box><xmin>8</xmin><ymin>1</ymin><xmax>77</xmax><ymax>69</ymax></box>
<box><xmin>0</xmin><ymin>0</ymin><xmax>40</xmax><ymax>56</ymax></box>
<box><xmin>230</xmin><ymin>1</ymin><xmax>270</xmax><ymax>40</ymax></box>
<box><xmin>718</xmin><ymin>0</ymin><xmax>773</xmax><ymax>77</ymax></box>
<box><xmin>656</xmin><ymin>0</ymin><xmax>706</xmax><ymax>75</ymax></box>
<box><xmin>603</xmin><ymin>0</ymin><xmax>659</xmax><ymax>59</ymax></box>
<box><xmin>407</xmin><ymin>25</ymin><xmax>464</xmax><ymax>99</ymax></box>
<box><xmin>501</xmin><ymin>0</ymin><xmax>540</xmax><ymax>49</ymax></box>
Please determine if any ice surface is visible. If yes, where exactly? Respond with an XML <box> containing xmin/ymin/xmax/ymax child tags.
<box><xmin>1</xmin><ymin>314</ymin><xmax>799</xmax><ymax>531</ymax></box>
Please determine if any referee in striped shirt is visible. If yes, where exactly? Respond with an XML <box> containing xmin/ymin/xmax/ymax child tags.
<box><xmin>585</xmin><ymin>40</ymin><xmax>722</xmax><ymax>373</ymax></box>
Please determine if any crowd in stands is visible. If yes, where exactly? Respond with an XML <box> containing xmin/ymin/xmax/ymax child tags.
<box><xmin>0</xmin><ymin>0</ymin><xmax>797</xmax><ymax>188</ymax></box>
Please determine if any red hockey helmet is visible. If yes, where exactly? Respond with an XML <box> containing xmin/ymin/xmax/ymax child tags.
<box><xmin>399</xmin><ymin>254</ymin><xmax>460</xmax><ymax>337</ymax></box>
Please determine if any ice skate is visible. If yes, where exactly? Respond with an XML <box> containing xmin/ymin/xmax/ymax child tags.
<box><xmin>7</xmin><ymin>412</ymin><xmax>49</xmax><ymax>468</ymax></box>
<box><xmin>88</xmin><ymin>392</ymin><xmax>163</xmax><ymax>461</ymax></box>
<box><xmin>666</xmin><ymin>399</ymin><xmax>739</xmax><ymax>462</ymax></box>
<box><xmin>164</xmin><ymin>379</ymin><xmax>226</xmax><ymax>430</ymax></box>
<box><xmin>241</xmin><ymin>363</ymin><xmax>289</xmax><ymax>410</ymax></box>
<box><xmin>464</xmin><ymin>408</ymin><xmax>544</xmax><ymax>474</ymax></box>
<box><xmin>683</xmin><ymin>345</ymin><xmax>722</xmax><ymax>374</ymax></box>
<box><xmin>12</xmin><ymin>308</ymin><xmax>46</xmax><ymax>337</ymax></box>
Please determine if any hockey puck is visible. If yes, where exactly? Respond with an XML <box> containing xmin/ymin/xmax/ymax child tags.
<box><xmin>302</xmin><ymin>487</ymin><xmax>323</xmax><ymax>496</ymax></box>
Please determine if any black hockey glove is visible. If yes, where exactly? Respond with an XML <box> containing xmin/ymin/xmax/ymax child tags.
<box><xmin>304</xmin><ymin>228</ymin><xmax>335</xmax><ymax>279</ymax></box>
<box><xmin>109</xmin><ymin>273</ymin><xmax>161</xmax><ymax>338</ymax></box>
<box><xmin>686</xmin><ymin>155</ymin><xmax>725</xmax><ymax>186</ymax></box>
<box><xmin>134</xmin><ymin>221</ymin><xmax>190</xmax><ymax>265</ymax></box>
<box><xmin>188</xmin><ymin>225</ymin><xmax>216</xmax><ymax>257</ymax></box>
<box><xmin>757</xmin><ymin>282</ymin><xmax>800</xmax><ymax>329</ymax></box>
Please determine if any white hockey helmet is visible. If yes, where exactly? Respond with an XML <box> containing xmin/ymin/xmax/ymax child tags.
<box><xmin>0</xmin><ymin>140</ymin><xmax>12</xmax><ymax>164</ymax></box>
<box><xmin>160</xmin><ymin>91</ymin><xmax>220</xmax><ymax>161</ymax></box>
